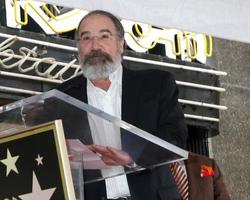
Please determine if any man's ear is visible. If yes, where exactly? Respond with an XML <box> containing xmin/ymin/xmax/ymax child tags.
<box><xmin>119</xmin><ymin>39</ymin><xmax>125</xmax><ymax>54</ymax></box>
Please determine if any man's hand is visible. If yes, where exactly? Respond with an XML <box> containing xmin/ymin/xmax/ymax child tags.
<box><xmin>87</xmin><ymin>144</ymin><xmax>134</xmax><ymax>166</ymax></box>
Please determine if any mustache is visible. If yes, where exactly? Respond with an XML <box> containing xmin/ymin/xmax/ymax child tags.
<box><xmin>83</xmin><ymin>50</ymin><xmax>113</xmax><ymax>65</ymax></box>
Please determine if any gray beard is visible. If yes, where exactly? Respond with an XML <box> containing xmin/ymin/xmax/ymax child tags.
<box><xmin>80</xmin><ymin>57</ymin><xmax>121</xmax><ymax>80</ymax></box>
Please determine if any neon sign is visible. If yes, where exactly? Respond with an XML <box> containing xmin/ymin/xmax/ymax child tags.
<box><xmin>4</xmin><ymin>0</ymin><xmax>212</xmax><ymax>63</ymax></box>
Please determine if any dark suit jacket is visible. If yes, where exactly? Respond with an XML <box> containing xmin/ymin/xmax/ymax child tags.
<box><xmin>186</xmin><ymin>153</ymin><xmax>231</xmax><ymax>200</ymax></box>
<box><xmin>57</xmin><ymin>66</ymin><xmax>188</xmax><ymax>200</ymax></box>
<box><xmin>57</xmin><ymin>67</ymin><xmax>187</xmax><ymax>148</ymax></box>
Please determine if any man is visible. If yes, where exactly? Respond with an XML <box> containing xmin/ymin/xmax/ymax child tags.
<box><xmin>58</xmin><ymin>10</ymin><xmax>187</xmax><ymax>200</ymax></box>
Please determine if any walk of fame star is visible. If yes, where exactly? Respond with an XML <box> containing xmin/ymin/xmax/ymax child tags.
<box><xmin>0</xmin><ymin>148</ymin><xmax>19</xmax><ymax>176</ymax></box>
<box><xmin>18</xmin><ymin>171</ymin><xmax>56</xmax><ymax>200</ymax></box>
<box><xmin>35</xmin><ymin>154</ymin><xmax>44</xmax><ymax>166</ymax></box>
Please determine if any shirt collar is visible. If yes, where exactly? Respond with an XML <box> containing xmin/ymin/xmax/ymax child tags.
<box><xmin>109</xmin><ymin>63</ymin><xmax>122</xmax><ymax>85</ymax></box>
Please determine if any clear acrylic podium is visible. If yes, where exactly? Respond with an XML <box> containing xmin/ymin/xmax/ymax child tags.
<box><xmin>0</xmin><ymin>89</ymin><xmax>188</xmax><ymax>199</ymax></box>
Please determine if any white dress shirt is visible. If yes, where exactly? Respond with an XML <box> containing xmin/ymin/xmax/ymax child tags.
<box><xmin>87</xmin><ymin>65</ymin><xmax>131</xmax><ymax>199</ymax></box>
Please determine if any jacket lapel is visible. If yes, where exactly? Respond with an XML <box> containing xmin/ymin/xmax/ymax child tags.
<box><xmin>121</xmin><ymin>67</ymin><xmax>140</xmax><ymax>123</ymax></box>
<box><xmin>74</xmin><ymin>76</ymin><xmax>88</xmax><ymax>103</ymax></box>
<box><xmin>121</xmin><ymin>68</ymin><xmax>151</xmax><ymax>162</ymax></box>
<box><xmin>186</xmin><ymin>153</ymin><xmax>206</xmax><ymax>200</ymax></box>
<box><xmin>61</xmin><ymin>75</ymin><xmax>88</xmax><ymax>103</ymax></box>
<box><xmin>185</xmin><ymin>153</ymin><xmax>212</xmax><ymax>200</ymax></box>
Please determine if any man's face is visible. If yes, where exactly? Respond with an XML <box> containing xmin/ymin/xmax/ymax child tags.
<box><xmin>77</xmin><ymin>14</ymin><xmax>124</xmax><ymax>79</ymax></box>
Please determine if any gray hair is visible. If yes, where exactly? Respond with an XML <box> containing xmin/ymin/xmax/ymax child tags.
<box><xmin>75</xmin><ymin>10</ymin><xmax>125</xmax><ymax>41</ymax></box>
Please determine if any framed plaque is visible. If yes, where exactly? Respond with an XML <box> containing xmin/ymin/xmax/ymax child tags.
<box><xmin>0</xmin><ymin>120</ymin><xmax>76</xmax><ymax>200</ymax></box>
